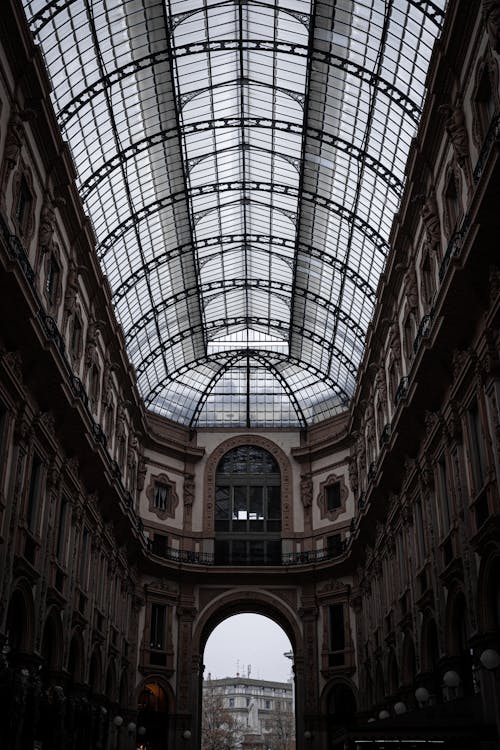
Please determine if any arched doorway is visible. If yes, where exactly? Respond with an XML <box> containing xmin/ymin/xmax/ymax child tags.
<box><xmin>137</xmin><ymin>680</ymin><xmax>169</xmax><ymax>750</ymax></box>
<box><xmin>202</xmin><ymin>614</ymin><xmax>294</xmax><ymax>750</ymax></box>
<box><xmin>192</xmin><ymin>591</ymin><xmax>304</xmax><ymax>750</ymax></box>
<box><xmin>326</xmin><ymin>681</ymin><xmax>357</xmax><ymax>749</ymax></box>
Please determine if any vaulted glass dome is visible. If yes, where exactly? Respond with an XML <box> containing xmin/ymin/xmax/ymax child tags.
<box><xmin>23</xmin><ymin>0</ymin><xmax>446</xmax><ymax>428</ymax></box>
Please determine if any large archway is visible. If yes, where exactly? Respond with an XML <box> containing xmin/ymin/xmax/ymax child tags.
<box><xmin>191</xmin><ymin>589</ymin><xmax>306</xmax><ymax>750</ymax></box>
<box><xmin>202</xmin><ymin>614</ymin><xmax>294</xmax><ymax>750</ymax></box>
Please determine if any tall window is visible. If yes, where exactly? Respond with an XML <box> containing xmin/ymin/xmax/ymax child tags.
<box><xmin>328</xmin><ymin>604</ymin><xmax>346</xmax><ymax>666</ymax></box>
<box><xmin>150</xmin><ymin>603</ymin><xmax>166</xmax><ymax>650</ymax></box>
<box><xmin>55</xmin><ymin>496</ymin><xmax>68</xmax><ymax>562</ymax></box>
<box><xmin>444</xmin><ymin>171</ymin><xmax>460</xmax><ymax>237</ymax></box>
<box><xmin>468</xmin><ymin>400</ymin><xmax>487</xmax><ymax>492</ymax></box>
<box><xmin>326</xmin><ymin>481</ymin><xmax>341</xmax><ymax>512</ymax></box>
<box><xmin>154</xmin><ymin>482</ymin><xmax>170</xmax><ymax>512</ymax></box>
<box><xmin>26</xmin><ymin>454</ymin><xmax>43</xmax><ymax>534</ymax></box>
<box><xmin>70</xmin><ymin>316</ymin><xmax>82</xmax><ymax>358</ymax></box>
<box><xmin>79</xmin><ymin>528</ymin><xmax>89</xmax><ymax>588</ymax></box>
<box><xmin>15</xmin><ymin>176</ymin><xmax>32</xmax><ymax>236</ymax></box>
<box><xmin>421</xmin><ymin>254</ymin><xmax>434</xmax><ymax>307</ymax></box>
<box><xmin>414</xmin><ymin>497</ymin><xmax>426</xmax><ymax>567</ymax></box>
<box><xmin>45</xmin><ymin>254</ymin><xmax>60</xmax><ymax>306</ymax></box>
<box><xmin>437</xmin><ymin>457</ymin><xmax>452</xmax><ymax>536</ymax></box>
<box><xmin>474</xmin><ymin>65</ymin><xmax>496</xmax><ymax>144</ymax></box>
<box><xmin>215</xmin><ymin>445</ymin><xmax>281</xmax><ymax>565</ymax></box>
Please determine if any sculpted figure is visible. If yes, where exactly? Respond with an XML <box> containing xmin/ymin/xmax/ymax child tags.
<box><xmin>300</xmin><ymin>473</ymin><xmax>313</xmax><ymax>508</ymax></box>
<box><xmin>3</xmin><ymin>111</ymin><xmax>24</xmax><ymax>170</ymax></box>
<box><xmin>483</xmin><ymin>0</ymin><xmax>500</xmax><ymax>52</ymax></box>
<box><xmin>38</xmin><ymin>199</ymin><xmax>56</xmax><ymax>253</ymax></box>
<box><xmin>439</xmin><ymin>100</ymin><xmax>470</xmax><ymax>168</ymax></box>
<box><xmin>420</xmin><ymin>191</ymin><xmax>441</xmax><ymax>252</ymax></box>
<box><xmin>84</xmin><ymin>315</ymin><xmax>100</xmax><ymax>370</ymax></box>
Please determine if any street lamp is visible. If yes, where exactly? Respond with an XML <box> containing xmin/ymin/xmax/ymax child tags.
<box><xmin>480</xmin><ymin>649</ymin><xmax>500</xmax><ymax>671</ymax></box>
<box><xmin>415</xmin><ymin>686</ymin><xmax>429</xmax><ymax>706</ymax></box>
<box><xmin>113</xmin><ymin>715</ymin><xmax>123</xmax><ymax>750</ymax></box>
<box><xmin>479</xmin><ymin>648</ymin><xmax>500</xmax><ymax>745</ymax></box>
<box><xmin>394</xmin><ymin>701</ymin><xmax>406</xmax><ymax>715</ymax></box>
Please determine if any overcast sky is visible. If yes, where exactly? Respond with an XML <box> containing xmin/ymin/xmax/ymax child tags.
<box><xmin>203</xmin><ymin>614</ymin><xmax>293</xmax><ymax>683</ymax></box>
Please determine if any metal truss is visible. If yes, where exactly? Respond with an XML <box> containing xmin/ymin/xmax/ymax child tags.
<box><xmin>127</xmin><ymin>277</ymin><xmax>366</xmax><ymax>353</ymax></box>
<box><xmin>135</xmin><ymin>317</ymin><xmax>357</xmax><ymax>386</ymax></box>
<box><xmin>186</xmin><ymin>350</ymin><xmax>308</xmax><ymax>429</ymax></box>
<box><xmin>80</xmin><ymin>119</ymin><xmax>402</xmax><ymax>202</ymax></box>
<box><xmin>29</xmin><ymin>0</ymin><xmax>444</xmax><ymax>36</ymax></box>
<box><xmin>112</xmin><ymin>233</ymin><xmax>376</xmax><ymax>303</ymax></box>
<box><xmin>97</xmin><ymin>180</ymin><xmax>389</xmax><ymax>259</ymax></box>
<box><xmin>142</xmin><ymin>346</ymin><xmax>350</xmax><ymax>413</ymax></box>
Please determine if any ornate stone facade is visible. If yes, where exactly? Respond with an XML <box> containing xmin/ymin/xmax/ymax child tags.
<box><xmin>0</xmin><ymin>3</ymin><xmax>499</xmax><ymax>750</ymax></box>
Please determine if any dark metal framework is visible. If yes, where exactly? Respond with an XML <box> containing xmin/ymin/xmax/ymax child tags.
<box><xmin>23</xmin><ymin>0</ymin><xmax>446</xmax><ymax>427</ymax></box>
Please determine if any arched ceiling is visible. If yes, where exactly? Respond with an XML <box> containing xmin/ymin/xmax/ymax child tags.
<box><xmin>23</xmin><ymin>0</ymin><xmax>446</xmax><ymax>428</ymax></box>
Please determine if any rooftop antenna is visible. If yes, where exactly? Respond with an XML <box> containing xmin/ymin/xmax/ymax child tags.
<box><xmin>236</xmin><ymin>659</ymin><xmax>240</xmax><ymax>676</ymax></box>
<box><xmin>248</xmin><ymin>664</ymin><xmax>251</xmax><ymax>678</ymax></box>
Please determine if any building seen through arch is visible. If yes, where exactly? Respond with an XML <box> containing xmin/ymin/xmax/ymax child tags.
<box><xmin>0</xmin><ymin>0</ymin><xmax>499</xmax><ymax>749</ymax></box>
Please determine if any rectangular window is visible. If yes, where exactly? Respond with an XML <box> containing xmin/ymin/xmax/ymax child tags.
<box><xmin>55</xmin><ymin>496</ymin><xmax>68</xmax><ymax>562</ymax></box>
<box><xmin>327</xmin><ymin>534</ymin><xmax>342</xmax><ymax>557</ymax></box>
<box><xmin>151</xmin><ymin>533</ymin><xmax>168</xmax><ymax>557</ymax></box>
<box><xmin>437</xmin><ymin>458</ymin><xmax>451</xmax><ymax>536</ymax></box>
<box><xmin>79</xmin><ymin>529</ymin><xmax>89</xmax><ymax>587</ymax></box>
<box><xmin>26</xmin><ymin>454</ymin><xmax>43</xmax><ymax>533</ymax></box>
<box><xmin>326</xmin><ymin>482</ymin><xmax>341</xmax><ymax>511</ymax></box>
<box><xmin>46</xmin><ymin>255</ymin><xmax>60</xmax><ymax>304</ymax></box>
<box><xmin>154</xmin><ymin>482</ymin><xmax>170</xmax><ymax>512</ymax></box>
<box><xmin>71</xmin><ymin>317</ymin><xmax>82</xmax><ymax>356</ymax></box>
<box><xmin>16</xmin><ymin>177</ymin><xmax>31</xmax><ymax>230</ymax></box>
<box><xmin>468</xmin><ymin>400</ymin><xmax>487</xmax><ymax>491</ymax></box>
<box><xmin>415</xmin><ymin>497</ymin><xmax>426</xmax><ymax>565</ymax></box>
<box><xmin>150</xmin><ymin>603</ymin><xmax>166</xmax><ymax>650</ymax></box>
<box><xmin>328</xmin><ymin>603</ymin><xmax>345</xmax><ymax>666</ymax></box>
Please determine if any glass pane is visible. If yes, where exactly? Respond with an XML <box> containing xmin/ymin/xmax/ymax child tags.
<box><xmin>215</xmin><ymin>486</ymin><xmax>230</xmax><ymax>518</ymax></box>
<box><xmin>267</xmin><ymin>486</ymin><xmax>281</xmax><ymax>519</ymax></box>
<box><xmin>249</xmin><ymin>487</ymin><xmax>264</xmax><ymax>519</ymax></box>
<box><xmin>232</xmin><ymin>487</ymin><xmax>247</xmax><ymax>520</ymax></box>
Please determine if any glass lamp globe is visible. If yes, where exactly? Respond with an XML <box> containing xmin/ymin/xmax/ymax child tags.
<box><xmin>394</xmin><ymin>701</ymin><xmax>406</xmax><ymax>714</ymax></box>
<box><xmin>480</xmin><ymin>649</ymin><xmax>500</xmax><ymax>671</ymax></box>
<box><xmin>378</xmin><ymin>710</ymin><xmax>390</xmax><ymax>719</ymax></box>
<box><xmin>443</xmin><ymin>670</ymin><xmax>460</xmax><ymax>688</ymax></box>
<box><xmin>415</xmin><ymin>686</ymin><xmax>429</xmax><ymax>704</ymax></box>
<box><xmin>113</xmin><ymin>715</ymin><xmax>124</xmax><ymax>728</ymax></box>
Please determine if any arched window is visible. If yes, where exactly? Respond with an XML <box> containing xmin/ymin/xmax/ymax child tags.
<box><xmin>215</xmin><ymin>445</ymin><xmax>281</xmax><ymax>565</ymax></box>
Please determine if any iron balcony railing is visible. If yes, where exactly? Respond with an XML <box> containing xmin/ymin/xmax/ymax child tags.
<box><xmin>147</xmin><ymin>540</ymin><xmax>347</xmax><ymax>566</ymax></box>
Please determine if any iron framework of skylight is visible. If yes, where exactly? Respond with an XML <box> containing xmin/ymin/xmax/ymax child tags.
<box><xmin>22</xmin><ymin>0</ymin><xmax>446</xmax><ymax>428</ymax></box>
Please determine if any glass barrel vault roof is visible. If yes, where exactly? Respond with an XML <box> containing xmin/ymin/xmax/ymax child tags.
<box><xmin>22</xmin><ymin>0</ymin><xmax>446</xmax><ymax>428</ymax></box>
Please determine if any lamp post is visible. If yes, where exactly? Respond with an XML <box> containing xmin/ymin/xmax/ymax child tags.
<box><xmin>415</xmin><ymin>686</ymin><xmax>429</xmax><ymax>707</ymax></box>
<box><xmin>443</xmin><ymin>669</ymin><xmax>461</xmax><ymax>701</ymax></box>
<box><xmin>113</xmin><ymin>715</ymin><xmax>123</xmax><ymax>750</ymax></box>
<box><xmin>480</xmin><ymin>648</ymin><xmax>500</xmax><ymax>746</ymax></box>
